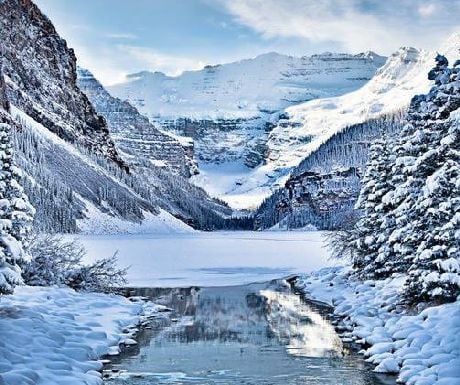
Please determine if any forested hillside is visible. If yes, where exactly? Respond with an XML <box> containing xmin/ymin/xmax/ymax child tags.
<box><xmin>255</xmin><ymin>114</ymin><xmax>404</xmax><ymax>230</ymax></box>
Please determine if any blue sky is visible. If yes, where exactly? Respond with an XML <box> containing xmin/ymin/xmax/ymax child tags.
<box><xmin>35</xmin><ymin>0</ymin><xmax>460</xmax><ymax>85</ymax></box>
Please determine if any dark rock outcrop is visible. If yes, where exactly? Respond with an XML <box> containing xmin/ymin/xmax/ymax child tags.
<box><xmin>0</xmin><ymin>0</ymin><xmax>125</xmax><ymax>168</ymax></box>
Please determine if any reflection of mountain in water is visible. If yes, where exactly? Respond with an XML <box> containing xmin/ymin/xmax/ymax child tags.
<box><xmin>129</xmin><ymin>281</ymin><xmax>343</xmax><ymax>357</ymax></box>
<box><xmin>261</xmin><ymin>286</ymin><xmax>343</xmax><ymax>357</ymax></box>
<box><xmin>112</xmin><ymin>281</ymin><xmax>394</xmax><ymax>385</ymax></box>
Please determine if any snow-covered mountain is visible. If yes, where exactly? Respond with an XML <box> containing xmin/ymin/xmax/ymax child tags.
<box><xmin>194</xmin><ymin>35</ymin><xmax>458</xmax><ymax>210</ymax></box>
<box><xmin>265</xmin><ymin>33</ymin><xmax>460</xmax><ymax>175</ymax></box>
<box><xmin>110</xmin><ymin>51</ymin><xmax>385</xmax><ymax>121</ymax></box>
<box><xmin>77</xmin><ymin>68</ymin><xmax>195</xmax><ymax>177</ymax></box>
<box><xmin>110</xmin><ymin>51</ymin><xmax>386</xmax><ymax>208</ymax></box>
<box><xmin>0</xmin><ymin>0</ymin><xmax>232</xmax><ymax>233</ymax></box>
<box><xmin>0</xmin><ymin>0</ymin><xmax>125</xmax><ymax>169</ymax></box>
<box><xmin>254</xmin><ymin>32</ymin><xmax>460</xmax><ymax>230</ymax></box>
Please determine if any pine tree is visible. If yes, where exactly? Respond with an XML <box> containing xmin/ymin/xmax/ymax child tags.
<box><xmin>351</xmin><ymin>54</ymin><xmax>460</xmax><ymax>304</ymax></box>
<box><xmin>404</xmin><ymin>56</ymin><xmax>460</xmax><ymax>303</ymax></box>
<box><xmin>0</xmin><ymin>63</ymin><xmax>34</xmax><ymax>294</ymax></box>
<box><xmin>0</xmin><ymin>121</ymin><xmax>24</xmax><ymax>294</ymax></box>
<box><xmin>353</xmin><ymin>138</ymin><xmax>394</xmax><ymax>278</ymax></box>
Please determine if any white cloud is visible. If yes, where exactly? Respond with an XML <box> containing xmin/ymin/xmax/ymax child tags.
<box><xmin>418</xmin><ymin>3</ymin><xmax>437</xmax><ymax>17</ymax></box>
<box><xmin>218</xmin><ymin>0</ymin><xmax>458</xmax><ymax>54</ymax></box>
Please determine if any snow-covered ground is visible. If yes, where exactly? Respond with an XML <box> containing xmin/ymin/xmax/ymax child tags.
<box><xmin>78</xmin><ymin>205</ymin><xmax>193</xmax><ymax>235</ymax></box>
<box><xmin>0</xmin><ymin>286</ymin><xmax>162</xmax><ymax>385</ymax></box>
<box><xmin>77</xmin><ymin>231</ymin><xmax>335</xmax><ymax>287</ymax></box>
<box><xmin>297</xmin><ymin>267</ymin><xmax>460</xmax><ymax>384</ymax></box>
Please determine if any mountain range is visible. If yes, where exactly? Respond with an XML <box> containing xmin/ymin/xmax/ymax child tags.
<box><xmin>0</xmin><ymin>0</ymin><xmax>458</xmax><ymax>233</ymax></box>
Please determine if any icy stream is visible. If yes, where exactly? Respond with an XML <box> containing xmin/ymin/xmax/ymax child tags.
<box><xmin>103</xmin><ymin>280</ymin><xmax>395</xmax><ymax>385</ymax></box>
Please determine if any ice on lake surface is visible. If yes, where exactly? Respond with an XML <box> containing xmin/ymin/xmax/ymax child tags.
<box><xmin>104</xmin><ymin>280</ymin><xmax>394</xmax><ymax>385</ymax></box>
<box><xmin>78</xmin><ymin>231</ymin><xmax>337</xmax><ymax>287</ymax></box>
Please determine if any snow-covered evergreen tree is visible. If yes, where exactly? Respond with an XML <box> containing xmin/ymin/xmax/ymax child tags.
<box><xmin>0</xmin><ymin>121</ymin><xmax>29</xmax><ymax>294</ymax></box>
<box><xmin>403</xmin><ymin>56</ymin><xmax>460</xmax><ymax>303</ymax></box>
<box><xmin>0</xmin><ymin>66</ymin><xmax>34</xmax><ymax>294</ymax></box>
<box><xmin>353</xmin><ymin>54</ymin><xmax>460</xmax><ymax>304</ymax></box>
<box><xmin>352</xmin><ymin>138</ymin><xmax>395</xmax><ymax>278</ymax></box>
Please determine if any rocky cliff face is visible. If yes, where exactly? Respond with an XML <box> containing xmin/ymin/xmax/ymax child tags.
<box><xmin>159</xmin><ymin>117</ymin><xmax>275</xmax><ymax>167</ymax></box>
<box><xmin>0</xmin><ymin>0</ymin><xmax>124</xmax><ymax>168</ymax></box>
<box><xmin>77</xmin><ymin>68</ymin><xmax>195</xmax><ymax>177</ymax></box>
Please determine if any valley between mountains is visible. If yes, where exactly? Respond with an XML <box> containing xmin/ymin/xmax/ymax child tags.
<box><xmin>0</xmin><ymin>1</ymin><xmax>459</xmax><ymax>385</ymax></box>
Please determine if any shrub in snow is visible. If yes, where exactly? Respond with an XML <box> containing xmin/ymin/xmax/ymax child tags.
<box><xmin>22</xmin><ymin>234</ymin><xmax>128</xmax><ymax>292</ymax></box>
<box><xmin>325</xmin><ymin>208</ymin><xmax>361</xmax><ymax>261</ymax></box>
<box><xmin>65</xmin><ymin>254</ymin><xmax>128</xmax><ymax>292</ymax></box>
<box><xmin>0</xmin><ymin>117</ymin><xmax>35</xmax><ymax>294</ymax></box>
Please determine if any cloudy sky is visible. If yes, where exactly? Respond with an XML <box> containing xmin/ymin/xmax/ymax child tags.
<box><xmin>35</xmin><ymin>0</ymin><xmax>460</xmax><ymax>85</ymax></box>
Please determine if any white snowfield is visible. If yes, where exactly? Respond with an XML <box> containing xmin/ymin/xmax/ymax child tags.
<box><xmin>297</xmin><ymin>267</ymin><xmax>460</xmax><ymax>384</ymax></box>
<box><xmin>109</xmin><ymin>51</ymin><xmax>384</xmax><ymax>121</ymax></box>
<box><xmin>77</xmin><ymin>231</ymin><xmax>334</xmax><ymax>288</ymax></box>
<box><xmin>0</xmin><ymin>286</ymin><xmax>159</xmax><ymax>385</ymax></box>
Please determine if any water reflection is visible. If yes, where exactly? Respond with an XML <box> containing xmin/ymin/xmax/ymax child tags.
<box><xmin>109</xmin><ymin>281</ymin><xmax>394</xmax><ymax>385</ymax></box>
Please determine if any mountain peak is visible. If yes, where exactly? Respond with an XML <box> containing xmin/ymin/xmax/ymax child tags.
<box><xmin>126</xmin><ymin>70</ymin><xmax>167</xmax><ymax>81</ymax></box>
<box><xmin>76</xmin><ymin>67</ymin><xmax>95</xmax><ymax>80</ymax></box>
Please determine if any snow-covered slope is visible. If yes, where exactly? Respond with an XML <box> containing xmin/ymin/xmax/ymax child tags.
<box><xmin>266</xmin><ymin>33</ymin><xmax>460</xmax><ymax>175</ymax></box>
<box><xmin>12</xmin><ymin>103</ymin><xmax>231</xmax><ymax>233</ymax></box>
<box><xmin>110</xmin><ymin>52</ymin><xmax>385</xmax><ymax>121</ymax></box>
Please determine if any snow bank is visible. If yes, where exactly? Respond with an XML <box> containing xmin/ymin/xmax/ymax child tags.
<box><xmin>0</xmin><ymin>286</ymin><xmax>156</xmax><ymax>385</ymax></box>
<box><xmin>296</xmin><ymin>267</ymin><xmax>460</xmax><ymax>384</ymax></box>
<box><xmin>78</xmin><ymin>201</ymin><xmax>194</xmax><ymax>235</ymax></box>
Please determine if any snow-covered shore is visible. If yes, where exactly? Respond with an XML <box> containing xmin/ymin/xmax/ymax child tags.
<box><xmin>296</xmin><ymin>267</ymin><xmax>460</xmax><ymax>385</ymax></box>
<box><xmin>0</xmin><ymin>286</ymin><xmax>161</xmax><ymax>385</ymax></box>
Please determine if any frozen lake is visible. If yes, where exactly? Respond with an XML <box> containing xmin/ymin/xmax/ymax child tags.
<box><xmin>77</xmin><ymin>231</ymin><xmax>336</xmax><ymax>287</ymax></box>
